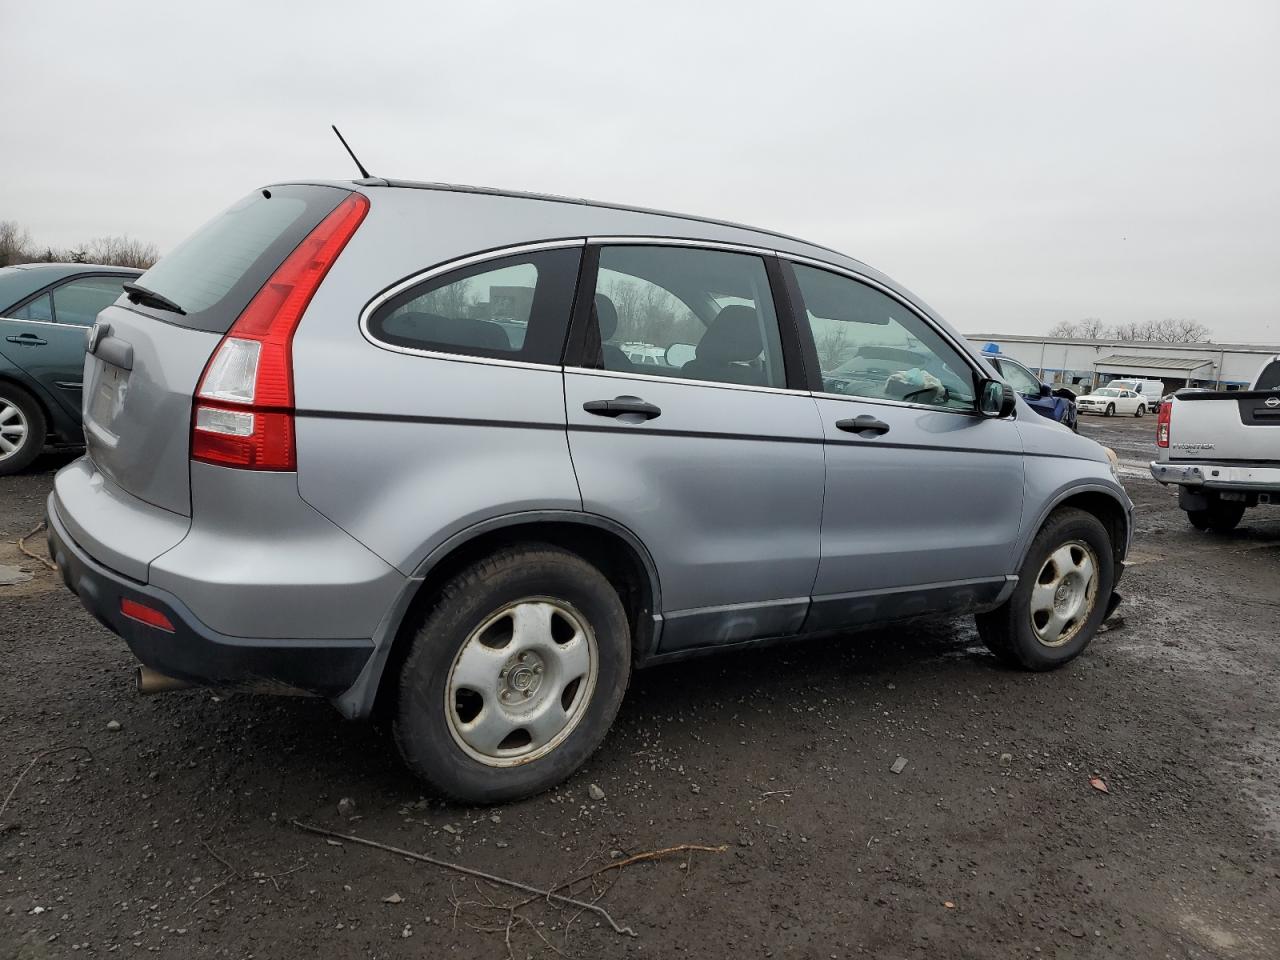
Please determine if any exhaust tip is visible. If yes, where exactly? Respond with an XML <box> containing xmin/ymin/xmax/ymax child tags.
<box><xmin>135</xmin><ymin>666</ymin><xmax>194</xmax><ymax>695</ymax></box>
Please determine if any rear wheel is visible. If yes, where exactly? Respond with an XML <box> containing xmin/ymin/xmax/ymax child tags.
<box><xmin>394</xmin><ymin>544</ymin><xmax>631</xmax><ymax>803</ymax></box>
<box><xmin>977</xmin><ymin>508</ymin><xmax>1114</xmax><ymax>670</ymax></box>
<box><xmin>0</xmin><ymin>385</ymin><xmax>46</xmax><ymax>476</ymax></box>
<box><xmin>1104</xmin><ymin>403</ymin><xmax>1115</xmax><ymax>417</ymax></box>
<box><xmin>1186</xmin><ymin>498</ymin><xmax>1245</xmax><ymax>533</ymax></box>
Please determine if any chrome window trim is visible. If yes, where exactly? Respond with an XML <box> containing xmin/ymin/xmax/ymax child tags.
<box><xmin>811</xmin><ymin>389</ymin><xmax>986</xmax><ymax>418</ymax></box>
<box><xmin>0</xmin><ymin>316</ymin><xmax>64</xmax><ymax>330</ymax></box>
<box><xmin>567</xmin><ymin>366</ymin><xmax>811</xmax><ymax>398</ymax></box>
<box><xmin>777</xmin><ymin>251</ymin><xmax>991</xmax><ymax>382</ymax></box>
<box><xmin>359</xmin><ymin>239</ymin><xmax>586</xmax><ymax>369</ymax></box>
<box><xmin>587</xmin><ymin>235</ymin><xmax>779</xmax><ymax>257</ymax></box>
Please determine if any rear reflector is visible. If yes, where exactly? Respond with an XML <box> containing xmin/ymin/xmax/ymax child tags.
<box><xmin>192</xmin><ymin>192</ymin><xmax>370</xmax><ymax>470</ymax></box>
<box><xmin>121</xmin><ymin>598</ymin><xmax>176</xmax><ymax>632</ymax></box>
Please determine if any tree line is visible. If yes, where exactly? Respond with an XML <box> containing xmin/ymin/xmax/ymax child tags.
<box><xmin>1048</xmin><ymin>317</ymin><xmax>1211</xmax><ymax>343</ymax></box>
<box><xmin>0</xmin><ymin>220</ymin><xmax>158</xmax><ymax>269</ymax></box>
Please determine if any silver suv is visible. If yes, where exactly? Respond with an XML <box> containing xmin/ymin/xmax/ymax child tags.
<box><xmin>47</xmin><ymin>179</ymin><xmax>1132</xmax><ymax>802</ymax></box>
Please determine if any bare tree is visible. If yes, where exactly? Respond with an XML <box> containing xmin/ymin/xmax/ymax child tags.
<box><xmin>1111</xmin><ymin>318</ymin><xmax>1210</xmax><ymax>343</ymax></box>
<box><xmin>1077</xmin><ymin>317</ymin><xmax>1108</xmax><ymax>338</ymax></box>
<box><xmin>85</xmin><ymin>235</ymin><xmax>159</xmax><ymax>269</ymax></box>
<box><xmin>815</xmin><ymin>325</ymin><xmax>856</xmax><ymax>371</ymax></box>
<box><xmin>1048</xmin><ymin>320</ymin><xmax>1079</xmax><ymax>338</ymax></box>
<box><xmin>0</xmin><ymin>221</ymin><xmax>32</xmax><ymax>267</ymax></box>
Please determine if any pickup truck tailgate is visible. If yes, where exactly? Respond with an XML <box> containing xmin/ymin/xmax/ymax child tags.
<box><xmin>1167</xmin><ymin>391</ymin><xmax>1280</xmax><ymax>462</ymax></box>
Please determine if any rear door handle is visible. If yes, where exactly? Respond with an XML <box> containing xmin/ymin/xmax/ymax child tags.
<box><xmin>836</xmin><ymin>415</ymin><xmax>891</xmax><ymax>436</ymax></box>
<box><xmin>583</xmin><ymin>396</ymin><xmax>662</xmax><ymax>420</ymax></box>
<box><xmin>5</xmin><ymin>333</ymin><xmax>47</xmax><ymax>346</ymax></box>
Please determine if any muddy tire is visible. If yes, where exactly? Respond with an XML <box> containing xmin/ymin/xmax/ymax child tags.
<box><xmin>1104</xmin><ymin>403</ymin><xmax>1115</xmax><ymax>417</ymax></box>
<box><xmin>0</xmin><ymin>384</ymin><xmax>46</xmax><ymax>477</ymax></box>
<box><xmin>1187</xmin><ymin>499</ymin><xmax>1244</xmax><ymax>533</ymax></box>
<box><xmin>977</xmin><ymin>508</ymin><xmax>1114</xmax><ymax>671</ymax></box>
<box><xmin>1135</xmin><ymin>405</ymin><xmax>1146</xmax><ymax>418</ymax></box>
<box><xmin>394</xmin><ymin>544</ymin><xmax>631</xmax><ymax>803</ymax></box>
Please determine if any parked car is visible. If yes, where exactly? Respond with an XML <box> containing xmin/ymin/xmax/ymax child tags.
<box><xmin>46</xmin><ymin>179</ymin><xmax>1133</xmax><ymax>802</ymax></box>
<box><xmin>985</xmin><ymin>354</ymin><xmax>1078</xmax><ymax>430</ymax></box>
<box><xmin>1151</xmin><ymin>355</ymin><xmax>1280</xmax><ymax>531</ymax></box>
<box><xmin>0</xmin><ymin>263</ymin><xmax>142</xmax><ymax>474</ymax></box>
<box><xmin>1105</xmin><ymin>378</ymin><xmax>1164</xmax><ymax>408</ymax></box>
<box><xmin>1077</xmin><ymin>387</ymin><xmax>1148</xmax><ymax>417</ymax></box>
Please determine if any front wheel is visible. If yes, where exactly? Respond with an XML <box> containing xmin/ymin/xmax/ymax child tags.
<box><xmin>1105</xmin><ymin>403</ymin><xmax>1115</xmax><ymax>417</ymax></box>
<box><xmin>394</xmin><ymin>544</ymin><xmax>631</xmax><ymax>803</ymax></box>
<box><xmin>976</xmin><ymin>508</ymin><xmax>1114</xmax><ymax>670</ymax></box>
<box><xmin>0</xmin><ymin>385</ymin><xmax>47</xmax><ymax>477</ymax></box>
<box><xmin>1135</xmin><ymin>405</ymin><xmax>1146</xmax><ymax>418</ymax></box>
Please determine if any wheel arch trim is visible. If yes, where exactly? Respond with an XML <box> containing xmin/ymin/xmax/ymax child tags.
<box><xmin>332</xmin><ymin>510</ymin><xmax>663</xmax><ymax>719</ymax></box>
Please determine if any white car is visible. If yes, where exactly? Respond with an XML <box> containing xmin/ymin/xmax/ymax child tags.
<box><xmin>1077</xmin><ymin>387</ymin><xmax>1148</xmax><ymax>417</ymax></box>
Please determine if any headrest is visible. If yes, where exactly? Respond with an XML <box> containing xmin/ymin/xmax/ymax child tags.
<box><xmin>696</xmin><ymin>305</ymin><xmax>762</xmax><ymax>363</ymax></box>
<box><xmin>593</xmin><ymin>294</ymin><xmax>618</xmax><ymax>341</ymax></box>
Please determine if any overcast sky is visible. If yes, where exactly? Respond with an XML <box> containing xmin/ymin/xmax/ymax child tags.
<box><xmin>3</xmin><ymin>0</ymin><xmax>1277</xmax><ymax>342</ymax></box>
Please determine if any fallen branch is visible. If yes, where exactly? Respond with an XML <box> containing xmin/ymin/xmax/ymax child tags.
<box><xmin>292</xmin><ymin>820</ymin><xmax>638</xmax><ymax>937</ymax></box>
<box><xmin>15</xmin><ymin>522</ymin><xmax>57</xmax><ymax>572</ymax></box>
<box><xmin>0</xmin><ymin>745</ymin><xmax>93</xmax><ymax>827</ymax></box>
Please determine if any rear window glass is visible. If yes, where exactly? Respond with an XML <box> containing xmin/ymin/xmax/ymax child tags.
<box><xmin>131</xmin><ymin>184</ymin><xmax>348</xmax><ymax>333</ymax></box>
<box><xmin>367</xmin><ymin>248</ymin><xmax>582</xmax><ymax>365</ymax></box>
<box><xmin>1256</xmin><ymin>361</ymin><xmax>1280</xmax><ymax>391</ymax></box>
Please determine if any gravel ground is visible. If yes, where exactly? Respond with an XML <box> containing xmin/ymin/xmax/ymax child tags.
<box><xmin>2</xmin><ymin>417</ymin><xmax>1278</xmax><ymax>959</ymax></box>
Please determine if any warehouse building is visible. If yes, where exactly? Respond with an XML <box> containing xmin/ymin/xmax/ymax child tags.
<box><xmin>966</xmin><ymin>334</ymin><xmax>1279</xmax><ymax>394</ymax></box>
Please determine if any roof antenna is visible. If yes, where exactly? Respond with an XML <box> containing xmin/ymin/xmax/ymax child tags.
<box><xmin>331</xmin><ymin>124</ymin><xmax>372</xmax><ymax>179</ymax></box>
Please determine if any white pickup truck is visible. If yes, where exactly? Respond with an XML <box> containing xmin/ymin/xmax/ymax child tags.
<box><xmin>1151</xmin><ymin>355</ymin><xmax>1280</xmax><ymax>531</ymax></box>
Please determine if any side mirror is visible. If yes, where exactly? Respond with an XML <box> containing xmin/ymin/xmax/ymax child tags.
<box><xmin>978</xmin><ymin>378</ymin><xmax>1016</xmax><ymax>418</ymax></box>
<box><xmin>1039</xmin><ymin>382</ymin><xmax>1052</xmax><ymax>398</ymax></box>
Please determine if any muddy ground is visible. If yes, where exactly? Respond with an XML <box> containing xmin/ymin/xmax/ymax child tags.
<box><xmin>2</xmin><ymin>415</ymin><xmax>1277</xmax><ymax>959</ymax></box>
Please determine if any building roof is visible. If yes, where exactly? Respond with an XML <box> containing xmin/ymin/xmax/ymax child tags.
<box><xmin>968</xmin><ymin>333</ymin><xmax>1280</xmax><ymax>354</ymax></box>
<box><xmin>1094</xmin><ymin>354</ymin><xmax>1213</xmax><ymax>370</ymax></box>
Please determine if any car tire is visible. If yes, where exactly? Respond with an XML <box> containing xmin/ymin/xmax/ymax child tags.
<box><xmin>1186</xmin><ymin>499</ymin><xmax>1245</xmax><ymax>533</ymax></box>
<box><xmin>1135</xmin><ymin>405</ymin><xmax>1146</xmax><ymax>418</ymax></box>
<box><xmin>1104</xmin><ymin>403</ymin><xmax>1115</xmax><ymax>417</ymax></box>
<box><xmin>976</xmin><ymin>508</ymin><xmax>1114</xmax><ymax>671</ymax></box>
<box><xmin>0</xmin><ymin>384</ymin><xmax>46</xmax><ymax>477</ymax></box>
<box><xmin>394</xmin><ymin>544</ymin><xmax>631</xmax><ymax>803</ymax></box>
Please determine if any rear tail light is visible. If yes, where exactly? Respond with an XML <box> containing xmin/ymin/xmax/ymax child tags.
<box><xmin>121</xmin><ymin>598</ymin><xmax>176</xmax><ymax>632</ymax></box>
<box><xmin>1156</xmin><ymin>400</ymin><xmax>1171</xmax><ymax>447</ymax></box>
<box><xmin>191</xmin><ymin>193</ymin><xmax>369</xmax><ymax>470</ymax></box>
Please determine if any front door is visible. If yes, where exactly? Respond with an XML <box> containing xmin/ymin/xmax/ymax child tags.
<box><xmin>785</xmin><ymin>260</ymin><xmax>1027</xmax><ymax>631</ymax></box>
<box><xmin>563</xmin><ymin>243</ymin><xmax>825</xmax><ymax>652</ymax></box>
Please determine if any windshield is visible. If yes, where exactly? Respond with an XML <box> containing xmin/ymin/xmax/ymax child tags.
<box><xmin>1094</xmin><ymin>388</ymin><xmax>1122</xmax><ymax>397</ymax></box>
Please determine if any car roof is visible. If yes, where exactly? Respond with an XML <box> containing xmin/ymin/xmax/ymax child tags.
<box><xmin>2</xmin><ymin>262</ymin><xmax>142</xmax><ymax>278</ymax></box>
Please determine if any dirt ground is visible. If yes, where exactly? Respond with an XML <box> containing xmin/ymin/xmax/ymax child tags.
<box><xmin>2</xmin><ymin>416</ymin><xmax>1278</xmax><ymax>959</ymax></box>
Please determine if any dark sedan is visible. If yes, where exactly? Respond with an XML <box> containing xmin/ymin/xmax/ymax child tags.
<box><xmin>0</xmin><ymin>262</ymin><xmax>141</xmax><ymax>474</ymax></box>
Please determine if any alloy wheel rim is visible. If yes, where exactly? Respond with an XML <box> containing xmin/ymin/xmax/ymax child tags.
<box><xmin>0</xmin><ymin>400</ymin><xmax>28</xmax><ymax>461</ymax></box>
<box><xmin>444</xmin><ymin>598</ymin><xmax>598</xmax><ymax>767</ymax></box>
<box><xmin>1029</xmin><ymin>540</ymin><xmax>1099</xmax><ymax>648</ymax></box>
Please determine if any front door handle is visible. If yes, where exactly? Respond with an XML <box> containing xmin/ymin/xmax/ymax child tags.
<box><xmin>836</xmin><ymin>415</ymin><xmax>890</xmax><ymax>436</ymax></box>
<box><xmin>5</xmin><ymin>333</ymin><xmax>47</xmax><ymax>346</ymax></box>
<box><xmin>583</xmin><ymin>396</ymin><xmax>662</xmax><ymax>420</ymax></box>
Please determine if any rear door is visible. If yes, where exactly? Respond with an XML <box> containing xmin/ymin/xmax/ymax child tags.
<box><xmin>1</xmin><ymin>275</ymin><xmax>135</xmax><ymax>420</ymax></box>
<box><xmin>79</xmin><ymin>184</ymin><xmax>352</xmax><ymax>515</ymax></box>
<box><xmin>563</xmin><ymin>242</ymin><xmax>825</xmax><ymax>652</ymax></box>
<box><xmin>784</xmin><ymin>259</ymin><xmax>1026</xmax><ymax>631</ymax></box>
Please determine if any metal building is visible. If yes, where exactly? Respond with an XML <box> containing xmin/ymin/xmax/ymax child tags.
<box><xmin>966</xmin><ymin>333</ymin><xmax>1279</xmax><ymax>393</ymax></box>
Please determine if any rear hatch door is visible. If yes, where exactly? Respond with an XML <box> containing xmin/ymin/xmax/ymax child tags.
<box><xmin>1170</xmin><ymin>389</ymin><xmax>1280</xmax><ymax>462</ymax></box>
<box><xmin>81</xmin><ymin>184</ymin><xmax>353</xmax><ymax>515</ymax></box>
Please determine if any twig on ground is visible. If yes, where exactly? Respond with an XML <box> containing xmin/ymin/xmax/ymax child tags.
<box><xmin>292</xmin><ymin>820</ymin><xmax>638</xmax><ymax>937</ymax></box>
<box><xmin>202</xmin><ymin>841</ymin><xmax>241</xmax><ymax>877</ymax></box>
<box><xmin>0</xmin><ymin>745</ymin><xmax>93</xmax><ymax>827</ymax></box>
<box><xmin>759</xmin><ymin>788</ymin><xmax>793</xmax><ymax>799</ymax></box>
<box><xmin>15</xmin><ymin>521</ymin><xmax>57</xmax><ymax>572</ymax></box>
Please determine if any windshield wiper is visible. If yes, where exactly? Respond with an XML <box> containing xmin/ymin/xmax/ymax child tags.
<box><xmin>123</xmin><ymin>281</ymin><xmax>187</xmax><ymax>316</ymax></box>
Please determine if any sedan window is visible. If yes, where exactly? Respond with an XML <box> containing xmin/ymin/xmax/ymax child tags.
<box><xmin>9</xmin><ymin>292</ymin><xmax>52</xmax><ymax>322</ymax></box>
<box><xmin>52</xmin><ymin>276</ymin><xmax>130</xmax><ymax>326</ymax></box>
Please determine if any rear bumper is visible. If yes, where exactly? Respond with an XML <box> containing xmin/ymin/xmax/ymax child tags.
<box><xmin>47</xmin><ymin>495</ymin><xmax>375</xmax><ymax>695</ymax></box>
<box><xmin>1149</xmin><ymin>460</ymin><xmax>1280</xmax><ymax>493</ymax></box>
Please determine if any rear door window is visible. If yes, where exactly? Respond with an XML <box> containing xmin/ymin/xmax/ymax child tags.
<box><xmin>129</xmin><ymin>184</ymin><xmax>350</xmax><ymax>333</ymax></box>
<box><xmin>52</xmin><ymin>276</ymin><xmax>130</xmax><ymax>326</ymax></box>
<box><xmin>366</xmin><ymin>247</ymin><xmax>581</xmax><ymax>365</ymax></box>
<box><xmin>576</xmin><ymin>245</ymin><xmax>787</xmax><ymax>389</ymax></box>
<box><xmin>10</xmin><ymin>292</ymin><xmax>52</xmax><ymax>322</ymax></box>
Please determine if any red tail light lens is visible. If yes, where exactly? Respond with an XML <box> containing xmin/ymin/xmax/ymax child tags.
<box><xmin>192</xmin><ymin>192</ymin><xmax>369</xmax><ymax>470</ymax></box>
<box><xmin>121</xmin><ymin>598</ymin><xmax>176</xmax><ymax>632</ymax></box>
<box><xmin>1156</xmin><ymin>401</ymin><xmax>1171</xmax><ymax>447</ymax></box>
